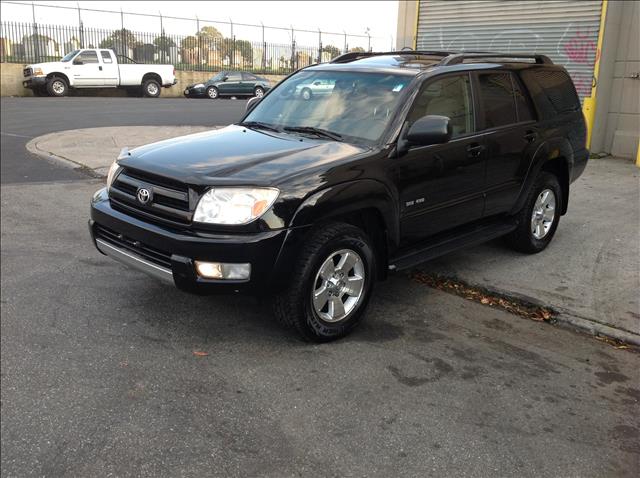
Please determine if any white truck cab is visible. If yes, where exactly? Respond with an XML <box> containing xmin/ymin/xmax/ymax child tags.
<box><xmin>23</xmin><ymin>48</ymin><xmax>176</xmax><ymax>97</ymax></box>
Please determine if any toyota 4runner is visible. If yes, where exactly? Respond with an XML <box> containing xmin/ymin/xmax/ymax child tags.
<box><xmin>89</xmin><ymin>51</ymin><xmax>589</xmax><ymax>342</ymax></box>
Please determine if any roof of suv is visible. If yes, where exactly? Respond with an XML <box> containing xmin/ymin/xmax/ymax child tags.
<box><xmin>308</xmin><ymin>50</ymin><xmax>553</xmax><ymax>75</ymax></box>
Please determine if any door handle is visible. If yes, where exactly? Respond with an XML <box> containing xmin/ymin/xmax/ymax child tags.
<box><xmin>524</xmin><ymin>130</ymin><xmax>537</xmax><ymax>143</ymax></box>
<box><xmin>99</xmin><ymin>66</ymin><xmax>103</xmax><ymax>71</ymax></box>
<box><xmin>466</xmin><ymin>143</ymin><xmax>485</xmax><ymax>158</ymax></box>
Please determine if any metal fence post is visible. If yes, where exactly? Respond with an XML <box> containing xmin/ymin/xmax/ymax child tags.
<box><xmin>343</xmin><ymin>31</ymin><xmax>347</xmax><ymax>54</ymax></box>
<box><xmin>261</xmin><ymin>22</ymin><xmax>265</xmax><ymax>71</ymax></box>
<box><xmin>196</xmin><ymin>15</ymin><xmax>200</xmax><ymax>70</ymax></box>
<box><xmin>77</xmin><ymin>2</ymin><xmax>84</xmax><ymax>48</ymax></box>
<box><xmin>317</xmin><ymin>28</ymin><xmax>322</xmax><ymax>63</ymax></box>
<box><xmin>159</xmin><ymin>11</ymin><xmax>164</xmax><ymax>62</ymax></box>
<box><xmin>31</xmin><ymin>2</ymin><xmax>39</xmax><ymax>62</ymax></box>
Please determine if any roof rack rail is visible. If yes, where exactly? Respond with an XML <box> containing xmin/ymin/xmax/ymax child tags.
<box><xmin>330</xmin><ymin>50</ymin><xmax>454</xmax><ymax>64</ymax></box>
<box><xmin>439</xmin><ymin>53</ymin><xmax>553</xmax><ymax>66</ymax></box>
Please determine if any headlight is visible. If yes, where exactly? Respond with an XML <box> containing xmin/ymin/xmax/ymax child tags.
<box><xmin>33</xmin><ymin>67</ymin><xmax>44</xmax><ymax>76</ymax></box>
<box><xmin>106</xmin><ymin>161</ymin><xmax>121</xmax><ymax>188</ymax></box>
<box><xmin>193</xmin><ymin>188</ymin><xmax>279</xmax><ymax>225</ymax></box>
<box><xmin>194</xmin><ymin>83</ymin><xmax>205</xmax><ymax>88</ymax></box>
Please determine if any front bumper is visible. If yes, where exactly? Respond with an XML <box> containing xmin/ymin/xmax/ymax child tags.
<box><xmin>23</xmin><ymin>77</ymin><xmax>47</xmax><ymax>89</ymax></box>
<box><xmin>89</xmin><ymin>188</ymin><xmax>307</xmax><ymax>295</ymax></box>
<box><xmin>183</xmin><ymin>86</ymin><xmax>205</xmax><ymax>97</ymax></box>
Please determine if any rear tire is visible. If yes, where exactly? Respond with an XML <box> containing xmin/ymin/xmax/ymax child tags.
<box><xmin>142</xmin><ymin>79</ymin><xmax>161</xmax><ymax>98</ymax></box>
<box><xmin>505</xmin><ymin>171</ymin><xmax>562</xmax><ymax>253</ymax></box>
<box><xmin>46</xmin><ymin>77</ymin><xmax>68</xmax><ymax>97</ymax></box>
<box><xmin>272</xmin><ymin>223</ymin><xmax>376</xmax><ymax>342</ymax></box>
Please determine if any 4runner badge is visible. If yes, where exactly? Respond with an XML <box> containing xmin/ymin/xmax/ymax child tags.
<box><xmin>137</xmin><ymin>188</ymin><xmax>151</xmax><ymax>204</ymax></box>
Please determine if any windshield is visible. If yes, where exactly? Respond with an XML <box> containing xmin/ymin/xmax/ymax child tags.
<box><xmin>210</xmin><ymin>72</ymin><xmax>225</xmax><ymax>82</ymax></box>
<box><xmin>244</xmin><ymin>70</ymin><xmax>412</xmax><ymax>143</ymax></box>
<box><xmin>61</xmin><ymin>50</ymin><xmax>79</xmax><ymax>62</ymax></box>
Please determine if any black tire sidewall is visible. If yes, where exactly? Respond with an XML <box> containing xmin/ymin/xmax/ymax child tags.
<box><xmin>254</xmin><ymin>86</ymin><xmax>264</xmax><ymax>97</ymax></box>
<box><xmin>47</xmin><ymin>78</ymin><xmax>67</xmax><ymax>97</ymax></box>
<box><xmin>300</xmin><ymin>229</ymin><xmax>376</xmax><ymax>341</ymax></box>
<box><xmin>143</xmin><ymin>80</ymin><xmax>160</xmax><ymax>98</ymax></box>
<box><xmin>207</xmin><ymin>86</ymin><xmax>218</xmax><ymax>99</ymax></box>
<box><xmin>524</xmin><ymin>173</ymin><xmax>562</xmax><ymax>251</ymax></box>
<box><xmin>301</xmin><ymin>87</ymin><xmax>312</xmax><ymax>100</ymax></box>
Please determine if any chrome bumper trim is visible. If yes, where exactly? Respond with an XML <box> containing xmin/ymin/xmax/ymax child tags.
<box><xmin>95</xmin><ymin>238</ymin><xmax>174</xmax><ymax>284</ymax></box>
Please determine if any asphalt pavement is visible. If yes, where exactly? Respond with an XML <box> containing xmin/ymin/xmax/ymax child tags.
<box><xmin>1</xmin><ymin>97</ymin><xmax>639</xmax><ymax>477</ymax></box>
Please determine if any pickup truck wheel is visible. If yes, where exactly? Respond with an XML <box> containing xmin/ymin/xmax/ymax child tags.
<box><xmin>272</xmin><ymin>223</ymin><xmax>376</xmax><ymax>342</ymax></box>
<box><xmin>505</xmin><ymin>171</ymin><xmax>562</xmax><ymax>253</ymax></box>
<box><xmin>142</xmin><ymin>79</ymin><xmax>161</xmax><ymax>98</ymax></box>
<box><xmin>46</xmin><ymin>77</ymin><xmax>68</xmax><ymax>97</ymax></box>
<box><xmin>206</xmin><ymin>86</ymin><xmax>218</xmax><ymax>99</ymax></box>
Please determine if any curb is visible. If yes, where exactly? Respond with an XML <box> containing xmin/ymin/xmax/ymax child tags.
<box><xmin>25</xmin><ymin>136</ymin><xmax>106</xmax><ymax>178</ymax></box>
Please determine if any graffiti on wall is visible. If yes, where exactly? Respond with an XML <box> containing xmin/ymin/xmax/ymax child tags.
<box><xmin>420</xmin><ymin>23</ymin><xmax>600</xmax><ymax>100</ymax></box>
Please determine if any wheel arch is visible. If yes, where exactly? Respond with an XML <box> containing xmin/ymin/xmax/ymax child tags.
<box><xmin>511</xmin><ymin>138</ymin><xmax>574</xmax><ymax>216</ymax></box>
<box><xmin>46</xmin><ymin>72</ymin><xmax>70</xmax><ymax>86</ymax></box>
<box><xmin>141</xmin><ymin>72</ymin><xmax>162</xmax><ymax>85</ymax></box>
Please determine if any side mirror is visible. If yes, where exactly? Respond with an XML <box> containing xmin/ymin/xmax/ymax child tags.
<box><xmin>246</xmin><ymin>96</ymin><xmax>261</xmax><ymax>112</ymax></box>
<box><xmin>223</xmin><ymin>76</ymin><xmax>229</xmax><ymax>81</ymax></box>
<box><xmin>406</xmin><ymin>115</ymin><xmax>452</xmax><ymax>146</ymax></box>
<box><xmin>73</xmin><ymin>58</ymin><xmax>84</xmax><ymax>65</ymax></box>
<box><xmin>313</xmin><ymin>81</ymin><xmax>321</xmax><ymax>86</ymax></box>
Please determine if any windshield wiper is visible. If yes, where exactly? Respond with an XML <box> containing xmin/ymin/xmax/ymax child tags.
<box><xmin>238</xmin><ymin>121</ymin><xmax>281</xmax><ymax>133</ymax></box>
<box><xmin>283</xmin><ymin>126</ymin><xmax>343</xmax><ymax>141</ymax></box>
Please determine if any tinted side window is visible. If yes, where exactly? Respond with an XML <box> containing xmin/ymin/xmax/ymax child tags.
<box><xmin>407</xmin><ymin>75</ymin><xmax>474</xmax><ymax>138</ymax></box>
<box><xmin>478</xmin><ymin>73</ymin><xmax>517</xmax><ymax>129</ymax></box>
<box><xmin>519</xmin><ymin>69</ymin><xmax>580</xmax><ymax>119</ymax></box>
<box><xmin>100</xmin><ymin>50</ymin><xmax>113</xmax><ymax>63</ymax></box>
<box><xmin>227</xmin><ymin>72</ymin><xmax>241</xmax><ymax>81</ymax></box>
<box><xmin>78</xmin><ymin>50</ymin><xmax>98</xmax><ymax>64</ymax></box>
<box><xmin>242</xmin><ymin>73</ymin><xmax>258</xmax><ymax>81</ymax></box>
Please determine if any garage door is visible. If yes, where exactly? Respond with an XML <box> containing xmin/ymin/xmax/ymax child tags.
<box><xmin>416</xmin><ymin>0</ymin><xmax>603</xmax><ymax>101</ymax></box>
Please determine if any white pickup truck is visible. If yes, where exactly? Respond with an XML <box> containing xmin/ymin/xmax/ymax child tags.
<box><xmin>22</xmin><ymin>48</ymin><xmax>176</xmax><ymax>97</ymax></box>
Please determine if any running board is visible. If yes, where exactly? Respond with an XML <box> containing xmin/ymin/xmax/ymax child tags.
<box><xmin>389</xmin><ymin>220</ymin><xmax>517</xmax><ymax>271</ymax></box>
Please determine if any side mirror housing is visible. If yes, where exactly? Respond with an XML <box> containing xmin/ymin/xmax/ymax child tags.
<box><xmin>223</xmin><ymin>76</ymin><xmax>229</xmax><ymax>81</ymax></box>
<box><xmin>406</xmin><ymin>115</ymin><xmax>452</xmax><ymax>146</ymax></box>
<box><xmin>246</xmin><ymin>96</ymin><xmax>261</xmax><ymax>112</ymax></box>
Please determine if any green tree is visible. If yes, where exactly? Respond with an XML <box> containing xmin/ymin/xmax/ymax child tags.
<box><xmin>235</xmin><ymin>39</ymin><xmax>253</xmax><ymax>64</ymax></box>
<box><xmin>99</xmin><ymin>29</ymin><xmax>139</xmax><ymax>53</ymax></box>
<box><xmin>322</xmin><ymin>44</ymin><xmax>340</xmax><ymax>58</ymax></box>
<box><xmin>153</xmin><ymin>34</ymin><xmax>176</xmax><ymax>55</ymax></box>
<box><xmin>349</xmin><ymin>46</ymin><xmax>365</xmax><ymax>53</ymax></box>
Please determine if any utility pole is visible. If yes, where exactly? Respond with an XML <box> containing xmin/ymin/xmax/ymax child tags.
<box><xmin>77</xmin><ymin>2</ymin><xmax>84</xmax><ymax>48</ymax></box>
<box><xmin>317</xmin><ymin>28</ymin><xmax>322</xmax><ymax>63</ymax></box>
<box><xmin>159</xmin><ymin>11</ymin><xmax>164</xmax><ymax>62</ymax></box>
<box><xmin>31</xmin><ymin>2</ymin><xmax>39</xmax><ymax>62</ymax></box>
<box><xmin>261</xmin><ymin>22</ymin><xmax>265</xmax><ymax>71</ymax></box>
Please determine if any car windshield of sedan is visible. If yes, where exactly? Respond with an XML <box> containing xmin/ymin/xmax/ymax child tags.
<box><xmin>209</xmin><ymin>72</ymin><xmax>225</xmax><ymax>82</ymax></box>
<box><xmin>243</xmin><ymin>70</ymin><xmax>411</xmax><ymax>143</ymax></box>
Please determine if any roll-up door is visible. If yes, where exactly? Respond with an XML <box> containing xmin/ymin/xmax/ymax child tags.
<box><xmin>416</xmin><ymin>0</ymin><xmax>603</xmax><ymax>102</ymax></box>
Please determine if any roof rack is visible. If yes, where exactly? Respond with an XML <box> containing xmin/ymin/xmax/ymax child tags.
<box><xmin>439</xmin><ymin>53</ymin><xmax>553</xmax><ymax>65</ymax></box>
<box><xmin>330</xmin><ymin>50</ymin><xmax>454</xmax><ymax>64</ymax></box>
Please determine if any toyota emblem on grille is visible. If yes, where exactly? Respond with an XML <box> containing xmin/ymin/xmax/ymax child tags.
<box><xmin>137</xmin><ymin>188</ymin><xmax>151</xmax><ymax>204</ymax></box>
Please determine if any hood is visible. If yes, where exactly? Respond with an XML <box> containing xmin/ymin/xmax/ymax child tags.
<box><xmin>26</xmin><ymin>62</ymin><xmax>64</xmax><ymax>70</ymax></box>
<box><xmin>118</xmin><ymin>125</ymin><xmax>369</xmax><ymax>186</ymax></box>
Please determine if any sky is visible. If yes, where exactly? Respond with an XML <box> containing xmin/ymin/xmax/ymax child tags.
<box><xmin>0</xmin><ymin>1</ymin><xmax>399</xmax><ymax>50</ymax></box>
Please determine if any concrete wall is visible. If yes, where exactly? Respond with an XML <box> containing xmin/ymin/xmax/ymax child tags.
<box><xmin>396</xmin><ymin>0</ymin><xmax>418</xmax><ymax>50</ymax></box>
<box><xmin>0</xmin><ymin>63</ymin><xmax>285</xmax><ymax>98</ymax></box>
<box><xmin>591</xmin><ymin>0</ymin><xmax>640</xmax><ymax>159</ymax></box>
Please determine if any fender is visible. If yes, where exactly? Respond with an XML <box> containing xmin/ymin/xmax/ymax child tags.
<box><xmin>510</xmin><ymin>136</ymin><xmax>573</xmax><ymax>216</ymax></box>
<box><xmin>289</xmin><ymin>179</ymin><xmax>399</xmax><ymax>246</ymax></box>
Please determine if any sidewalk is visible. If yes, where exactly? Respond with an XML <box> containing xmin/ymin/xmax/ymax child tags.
<box><xmin>27</xmin><ymin>127</ymin><xmax>640</xmax><ymax>344</ymax></box>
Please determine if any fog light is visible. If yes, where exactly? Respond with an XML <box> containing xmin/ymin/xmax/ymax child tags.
<box><xmin>195</xmin><ymin>261</ymin><xmax>251</xmax><ymax>280</ymax></box>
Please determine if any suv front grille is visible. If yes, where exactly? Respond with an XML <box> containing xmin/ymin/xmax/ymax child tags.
<box><xmin>109</xmin><ymin>168</ymin><xmax>192</xmax><ymax>226</ymax></box>
<box><xmin>94</xmin><ymin>224</ymin><xmax>172</xmax><ymax>268</ymax></box>
<box><xmin>23</xmin><ymin>67</ymin><xmax>32</xmax><ymax>77</ymax></box>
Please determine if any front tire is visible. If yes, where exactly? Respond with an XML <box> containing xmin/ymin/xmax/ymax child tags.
<box><xmin>505</xmin><ymin>171</ymin><xmax>562</xmax><ymax>253</ymax></box>
<box><xmin>206</xmin><ymin>86</ymin><xmax>218</xmax><ymax>99</ymax></box>
<box><xmin>272</xmin><ymin>223</ymin><xmax>376</xmax><ymax>342</ymax></box>
<box><xmin>254</xmin><ymin>86</ymin><xmax>265</xmax><ymax>98</ymax></box>
<box><xmin>142</xmin><ymin>79</ymin><xmax>161</xmax><ymax>98</ymax></box>
<box><xmin>301</xmin><ymin>87</ymin><xmax>312</xmax><ymax>100</ymax></box>
<box><xmin>46</xmin><ymin>77</ymin><xmax>68</xmax><ymax>97</ymax></box>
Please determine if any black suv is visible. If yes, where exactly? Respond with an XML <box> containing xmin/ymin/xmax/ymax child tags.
<box><xmin>89</xmin><ymin>51</ymin><xmax>588</xmax><ymax>342</ymax></box>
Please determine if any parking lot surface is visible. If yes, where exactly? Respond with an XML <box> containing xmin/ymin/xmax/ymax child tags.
<box><xmin>1</xmin><ymin>97</ymin><xmax>638</xmax><ymax>477</ymax></box>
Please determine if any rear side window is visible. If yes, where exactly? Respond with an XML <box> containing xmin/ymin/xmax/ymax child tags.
<box><xmin>226</xmin><ymin>72</ymin><xmax>241</xmax><ymax>81</ymax></box>
<box><xmin>100</xmin><ymin>51</ymin><xmax>113</xmax><ymax>63</ymax></box>
<box><xmin>519</xmin><ymin>69</ymin><xmax>580</xmax><ymax>119</ymax></box>
<box><xmin>242</xmin><ymin>73</ymin><xmax>258</xmax><ymax>81</ymax></box>
<box><xmin>513</xmin><ymin>76</ymin><xmax>535</xmax><ymax>122</ymax></box>
<box><xmin>478</xmin><ymin>73</ymin><xmax>517</xmax><ymax>129</ymax></box>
